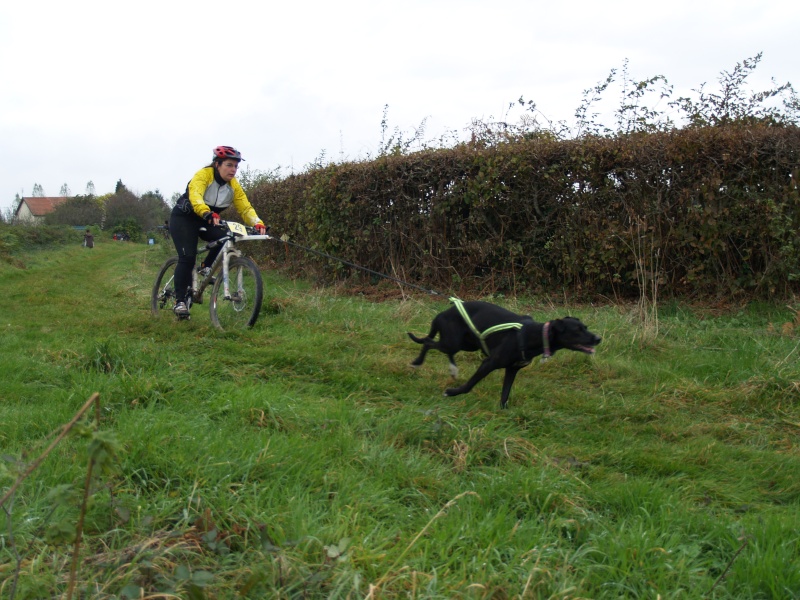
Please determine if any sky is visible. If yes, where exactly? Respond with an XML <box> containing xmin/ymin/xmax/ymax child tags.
<box><xmin>1</xmin><ymin>0</ymin><xmax>798</xmax><ymax>215</ymax></box>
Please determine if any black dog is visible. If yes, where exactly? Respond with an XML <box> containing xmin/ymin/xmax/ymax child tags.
<box><xmin>408</xmin><ymin>300</ymin><xmax>601</xmax><ymax>408</ymax></box>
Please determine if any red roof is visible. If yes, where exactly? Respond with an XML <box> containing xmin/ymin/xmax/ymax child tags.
<box><xmin>18</xmin><ymin>197</ymin><xmax>68</xmax><ymax>217</ymax></box>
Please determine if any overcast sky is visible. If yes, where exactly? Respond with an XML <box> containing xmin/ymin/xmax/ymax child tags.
<box><xmin>1</xmin><ymin>0</ymin><xmax>798</xmax><ymax>215</ymax></box>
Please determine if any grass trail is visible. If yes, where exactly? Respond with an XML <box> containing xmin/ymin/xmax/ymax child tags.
<box><xmin>1</xmin><ymin>239</ymin><xmax>799</xmax><ymax>599</ymax></box>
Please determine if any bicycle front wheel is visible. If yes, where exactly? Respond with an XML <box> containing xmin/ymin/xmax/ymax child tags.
<box><xmin>151</xmin><ymin>256</ymin><xmax>180</xmax><ymax>317</ymax></box>
<box><xmin>209</xmin><ymin>256</ymin><xmax>263</xmax><ymax>330</ymax></box>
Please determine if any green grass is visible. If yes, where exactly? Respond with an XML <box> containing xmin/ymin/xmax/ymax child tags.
<box><xmin>1</xmin><ymin>238</ymin><xmax>799</xmax><ymax>599</ymax></box>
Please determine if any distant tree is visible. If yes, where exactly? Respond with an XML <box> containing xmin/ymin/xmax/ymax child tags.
<box><xmin>141</xmin><ymin>190</ymin><xmax>164</xmax><ymax>204</ymax></box>
<box><xmin>105</xmin><ymin>185</ymin><xmax>140</xmax><ymax>228</ymax></box>
<box><xmin>45</xmin><ymin>195</ymin><xmax>104</xmax><ymax>227</ymax></box>
<box><xmin>32</xmin><ymin>183</ymin><xmax>44</xmax><ymax>197</ymax></box>
<box><xmin>96</xmin><ymin>193</ymin><xmax>112</xmax><ymax>230</ymax></box>
<box><xmin>85</xmin><ymin>181</ymin><xmax>96</xmax><ymax>196</ymax></box>
<box><xmin>112</xmin><ymin>218</ymin><xmax>142</xmax><ymax>242</ymax></box>
<box><xmin>59</xmin><ymin>183</ymin><xmax>71</xmax><ymax>197</ymax></box>
<box><xmin>139</xmin><ymin>190</ymin><xmax>171</xmax><ymax>229</ymax></box>
<box><xmin>1</xmin><ymin>194</ymin><xmax>22</xmax><ymax>222</ymax></box>
<box><xmin>115</xmin><ymin>179</ymin><xmax>129</xmax><ymax>194</ymax></box>
<box><xmin>106</xmin><ymin>187</ymin><xmax>170</xmax><ymax>233</ymax></box>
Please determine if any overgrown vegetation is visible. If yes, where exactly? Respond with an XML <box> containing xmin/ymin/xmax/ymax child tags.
<box><xmin>244</xmin><ymin>54</ymin><xmax>800</xmax><ymax>302</ymax></box>
<box><xmin>1</xmin><ymin>239</ymin><xmax>799</xmax><ymax>598</ymax></box>
<box><xmin>0</xmin><ymin>222</ymin><xmax>83</xmax><ymax>265</ymax></box>
<box><xmin>250</xmin><ymin>125</ymin><xmax>800</xmax><ymax>302</ymax></box>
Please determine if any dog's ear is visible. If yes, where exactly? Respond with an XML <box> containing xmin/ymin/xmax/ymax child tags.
<box><xmin>552</xmin><ymin>317</ymin><xmax>576</xmax><ymax>333</ymax></box>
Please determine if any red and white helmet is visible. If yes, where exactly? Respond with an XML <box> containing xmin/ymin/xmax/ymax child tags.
<box><xmin>213</xmin><ymin>146</ymin><xmax>244</xmax><ymax>161</ymax></box>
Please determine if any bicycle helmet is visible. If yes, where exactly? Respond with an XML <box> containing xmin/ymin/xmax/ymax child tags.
<box><xmin>213</xmin><ymin>145</ymin><xmax>244</xmax><ymax>161</ymax></box>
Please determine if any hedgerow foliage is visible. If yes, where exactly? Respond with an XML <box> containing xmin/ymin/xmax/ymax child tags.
<box><xmin>248</xmin><ymin>55</ymin><xmax>800</xmax><ymax>300</ymax></box>
<box><xmin>0</xmin><ymin>222</ymin><xmax>82</xmax><ymax>263</ymax></box>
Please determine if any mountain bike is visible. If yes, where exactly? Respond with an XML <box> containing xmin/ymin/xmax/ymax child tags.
<box><xmin>151</xmin><ymin>221</ymin><xmax>272</xmax><ymax>330</ymax></box>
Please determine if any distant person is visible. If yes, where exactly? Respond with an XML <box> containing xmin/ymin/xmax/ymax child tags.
<box><xmin>169</xmin><ymin>145</ymin><xmax>267</xmax><ymax>317</ymax></box>
<box><xmin>83</xmin><ymin>230</ymin><xmax>94</xmax><ymax>248</ymax></box>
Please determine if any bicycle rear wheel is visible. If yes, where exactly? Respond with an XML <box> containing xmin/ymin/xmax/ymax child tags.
<box><xmin>209</xmin><ymin>256</ymin><xmax>263</xmax><ymax>330</ymax></box>
<box><xmin>151</xmin><ymin>256</ymin><xmax>180</xmax><ymax>316</ymax></box>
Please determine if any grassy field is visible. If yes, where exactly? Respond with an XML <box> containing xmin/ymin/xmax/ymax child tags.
<box><xmin>1</xmin><ymin>238</ymin><xmax>799</xmax><ymax>599</ymax></box>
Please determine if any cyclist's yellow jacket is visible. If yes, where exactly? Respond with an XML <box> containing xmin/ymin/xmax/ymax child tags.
<box><xmin>185</xmin><ymin>167</ymin><xmax>263</xmax><ymax>227</ymax></box>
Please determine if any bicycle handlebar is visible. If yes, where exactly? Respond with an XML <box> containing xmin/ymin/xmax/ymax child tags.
<box><xmin>201</xmin><ymin>221</ymin><xmax>274</xmax><ymax>250</ymax></box>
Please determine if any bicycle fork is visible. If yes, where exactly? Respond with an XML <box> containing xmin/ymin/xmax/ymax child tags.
<box><xmin>197</xmin><ymin>241</ymin><xmax>243</xmax><ymax>303</ymax></box>
<box><xmin>220</xmin><ymin>246</ymin><xmax>244</xmax><ymax>301</ymax></box>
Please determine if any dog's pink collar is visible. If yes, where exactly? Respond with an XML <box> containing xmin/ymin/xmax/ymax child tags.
<box><xmin>542</xmin><ymin>321</ymin><xmax>552</xmax><ymax>361</ymax></box>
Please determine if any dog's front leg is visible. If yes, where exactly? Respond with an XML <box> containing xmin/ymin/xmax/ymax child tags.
<box><xmin>499</xmin><ymin>366</ymin><xmax>522</xmax><ymax>409</ymax></box>
<box><xmin>444</xmin><ymin>357</ymin><xmax>498</xmax><ymax>398</ymax></box>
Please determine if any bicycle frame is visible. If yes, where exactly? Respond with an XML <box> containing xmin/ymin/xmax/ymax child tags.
<box><xmin>191</xmin><ymin>223</ymin><xmax>271</xmax><ymax>306</ymax></box>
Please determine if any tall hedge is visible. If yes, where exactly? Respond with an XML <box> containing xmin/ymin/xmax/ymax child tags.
<box><xmin>248</xmin><ymin>125</ymin><xmax>800</xmax><ymax>300</ymax></box>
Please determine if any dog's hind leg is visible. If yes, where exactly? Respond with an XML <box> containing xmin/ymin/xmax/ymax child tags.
<box><xmin>447</xmin><ymin>356</ymin><xmax>458</xmax><ymax>379</ymax></box>
<box><xmin>408</xmin><ymin>314</ymin><xmax>460</xmax><ymax>376</ymax></box>
<box><xmin>407</xmin><ymin>332</ymin><xmax>435</xmax><ymax>367</ymax></box>
<box><xmin>409</xmin><ymin>346</ymin><xmax>429</xmax><ymax>368</ymax></box>
<box><xmin>409</xmin><ymin>343</ymin><xmax>457</xmax><ymax>378</ymax></box>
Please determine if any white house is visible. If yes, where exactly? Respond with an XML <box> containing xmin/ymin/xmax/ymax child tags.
<box><xmin>14</xmin><ymin>197</ymin><xmax>67</xmax><ymax>224</ymax></box>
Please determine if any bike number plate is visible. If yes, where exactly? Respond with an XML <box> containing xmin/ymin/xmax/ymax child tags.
<box><xmin>228</xmin><ymin>221</ymin><xmax>248</xmax><ymax>236</ymax></box>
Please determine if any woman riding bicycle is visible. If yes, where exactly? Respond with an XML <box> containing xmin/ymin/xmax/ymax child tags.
<box><xmin>169</xmin><ymin>145</ymin><xmax>267</xmax><ymax>317</ymax></box>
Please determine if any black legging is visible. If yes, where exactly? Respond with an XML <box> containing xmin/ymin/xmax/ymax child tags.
<box><xmin>169</xmin><ymin>206</ymin><xmax>229</xmax><ymax>303</ymax></box>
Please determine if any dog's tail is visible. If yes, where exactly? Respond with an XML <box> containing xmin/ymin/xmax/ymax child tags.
<box><xmin>408</xmin><ymin>319</ymin><xmax>441</xmax><ymax>347</ymax></box>
<box><xmin>407</xmin><ymin>332</ymin><xmax>433</xmax><ymax>345</ymax></box>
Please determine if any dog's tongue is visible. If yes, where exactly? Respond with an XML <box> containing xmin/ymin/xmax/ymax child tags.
<box><xmin>578</xmin><ymin>346</ymin><xmax>596</xmax><ymax>354</ymax></box>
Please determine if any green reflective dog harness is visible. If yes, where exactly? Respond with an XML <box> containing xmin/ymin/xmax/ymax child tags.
<box><xmin>449</xmin><ymin>297</ymin><xmax>524</xmax><ymax>356</ymax></box>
